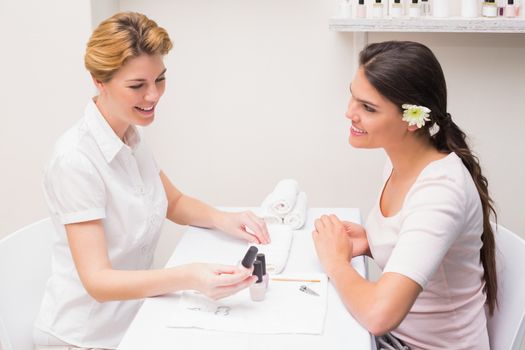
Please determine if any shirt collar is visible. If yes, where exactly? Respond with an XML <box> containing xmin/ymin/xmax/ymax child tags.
<box><xmin>84</xmin><ymin>98</ymin><xmax>142</xmax><ymax>163</ymax></box>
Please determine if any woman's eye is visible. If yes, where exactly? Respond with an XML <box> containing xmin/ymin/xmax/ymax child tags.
<box><xmin>156</xmin><ymin>77</ymin><xmax>166</xmax><ymax>83</ymax></box>
<box><xmin>363</xmin><ymin>104</ymin><xmax>376</xmax><ymax>113</ymax></box>
<box><xmin>128</xmin><ymin>84</ymin><xmax>143</xmax><ymax>89</ymax></box>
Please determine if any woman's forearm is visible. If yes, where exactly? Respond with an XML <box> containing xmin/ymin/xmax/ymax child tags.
<box><xmin>328</xmin><ymin>264</ymin><xmax>419</xmax><ymax>336</ymax></box>
<box><xmin>166</xmin><ymin>194</ymin><xmax>223</xmax><ymax>229</ymax></box>
<box><xmin>83</xmin><ymin>265</ymin><xmax>194</xmax><ymax>303</ymax></box>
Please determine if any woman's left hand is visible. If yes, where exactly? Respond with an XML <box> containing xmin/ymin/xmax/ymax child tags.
<box><xmin>312</xmin><ymin>214</ymin><xmax>353</xmax><ymax>276</ymax></box>
<box><xmin>217</xmin><ymin>211</ymin><xmax>270</xmax><ymax>244</ymax></box>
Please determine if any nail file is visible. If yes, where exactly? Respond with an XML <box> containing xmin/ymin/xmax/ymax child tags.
<box><xmin>299</xmin><ymin>285</ymin><xmax>320</xmax><ymax>296</ymax></box>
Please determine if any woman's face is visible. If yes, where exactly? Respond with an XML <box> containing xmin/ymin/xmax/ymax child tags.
<box><xmin>346</xmin><ymin>68</ymin><xmax>415</xmax><ymax>150</ymax></box>
<box><xmin>96</xmin><ymin>54</ymin><xmax>166</xmax><ymax>134</ymax></box>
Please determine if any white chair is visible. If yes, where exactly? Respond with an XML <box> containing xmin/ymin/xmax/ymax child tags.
<box><xmin>0</xmin><ymin>218</ymin><xmax>55</xmax><ymax>350</ymax></box>
<box><xmin>487</xmin><ymin>223</ymin><xmax>525</xmax><ymax>350</ymax></box>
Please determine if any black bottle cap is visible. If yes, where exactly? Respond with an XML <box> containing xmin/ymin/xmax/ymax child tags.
<box><xmin>252</xmin><ymin>260</ymin><xmax>263</xmax><ymax>283</ymax></box>
<box><xmin>241</xmin><ymin>246</ymin><xmax>258</xmax><ymax>269</ymax></box>
<box><xmin>394</xmin><ymin>0</ymin><xmax>400</xmax><ymax>3</ymax></box>
<box><xmin>412</xmin><ymin>0</ymin><xmax>418</xmax><ymax>3</ymax></box>
<box><xmin>508</xmin><ymin>0</ymin><xmax>514</xmax><ymax>5</ymax></box>
<box><xmin>256</xmin><ymin>253</ymin><xmax>266</xmax><ymax>275</ymax></box>
<box><xmin>375</xmin><ymin>0</ymin><xmax>381</xmax><ymax>3</ymax></box>
<box><xmin>358</xmin><ymin>0</ymin><xmax>364</xmax><ymax>4</ymax></box>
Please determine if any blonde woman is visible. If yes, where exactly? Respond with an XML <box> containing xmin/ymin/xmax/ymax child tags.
<box><xmin>33</xmin><ymin>12</ymin><xmax>269</xmax><ymax>350</ymax></box>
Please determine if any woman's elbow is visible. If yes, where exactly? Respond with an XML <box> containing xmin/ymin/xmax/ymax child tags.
<box><xmin>80</xmin><ymin>275</ymin><xmax>113</xmax><ymax>303</ymax></box>
<box><xmin>360</xmin><ymin>304</ymin><xmax>404</xmax><ymax>336</ymax></box>
<box><xmin>84</xmin><ymin>284</ymin><xmax>111</xmax><ymax>303</ymax></box>
<box><xmin>368</xmin><ymin>320</ymin><xmax>395</xmax><ymax>337</ymax></box>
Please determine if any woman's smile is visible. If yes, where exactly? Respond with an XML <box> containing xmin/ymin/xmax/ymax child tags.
<box><xmin>350</xmin><ymin>124</ymin><xmax>367</xmax><ymax>136</ymax></box>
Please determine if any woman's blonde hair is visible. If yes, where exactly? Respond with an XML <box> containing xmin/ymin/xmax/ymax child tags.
<box><xmin>85</xmin><ymin>12</ymin><xmax>173</xmax><ymax>82</ymax></box>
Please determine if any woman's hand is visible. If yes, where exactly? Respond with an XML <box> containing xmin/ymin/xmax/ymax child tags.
<box><xmin>341</xmin><ymin>221</ymin><xmax>371</xmax><ymax>257</ymax></box>
<box><xmin>216</xmin><ymin>211</ymin><xmax>270</xmax><ymax>244</ymax></box>
<box><xmin>312</xmin><ymin>214</ymin><xmax>353</xmax><ymax>277</ymax></box>
<box><xmin>185</xmin><ymin>263</ymin><xmax>256</xmax><ymax>300</ymax></box>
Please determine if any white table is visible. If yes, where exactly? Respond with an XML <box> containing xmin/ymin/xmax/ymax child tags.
<box><xmin>118</xmin><ymin>208</ymin><xmax>373</xmax><ymax>350</ymax></box>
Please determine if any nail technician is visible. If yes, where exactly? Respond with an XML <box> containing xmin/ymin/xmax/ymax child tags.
<box><xmin>33</xmin><ymin>12</ymin><xmax>269</xmax><ymax>350</ymax></box>
<box><xmin>312</xmin><ymin>41</ymin><xmax>497</xmax><ymax>350</ymax></box>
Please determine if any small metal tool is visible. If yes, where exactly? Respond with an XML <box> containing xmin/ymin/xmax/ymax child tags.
<box><xmin>299</xmin><ymin>284</ymin><xmax>320</xmax><ymax>296</ymax></box>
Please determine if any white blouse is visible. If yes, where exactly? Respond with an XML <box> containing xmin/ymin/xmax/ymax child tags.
<box><xmin>35</xmin><ymin>99</ymin><xmax>168</xmax><ymax>348</ymax></box>
<box><xmin>366</xmin><ymin>153</ymin><xmax>489</xmax><ymax>350</ymax></box>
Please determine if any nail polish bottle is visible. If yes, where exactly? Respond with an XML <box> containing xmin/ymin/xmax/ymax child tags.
<box><xmin>433</xmin><ymin>0</ymin><xmax>450</xmax><ymax>17</ymax></box>
<box><xmin>256</xmin><ymin>253</ymin><xmax>269</xmax><ymax>289</ymax></box>
<box><xmin>505</xmin><ymin>0</ymin><xmax>517</xmax><ymax>16</ymax></box>
<box><xmin>461</xmin><ymin>0</ymin><xmax>479</xmax><ymax>17</ymax></box>
<box><xmin>482</xmin><ymin>0</ymin><xmax>498</xmax><ymax>17</ymax></box>
<box><xmin>357</xmin><ymin>0</ymin><xmax>367</xmax><ymax>18</ymax></box>
<box><xmin>421</xmin><ymin>0</ymin><xmax>431</xmax><ymax>16</ymax></box>
<box><xmin>250</xmin><ymin>260</ymin><xmax>265</xmax><ymax>301</ymax></box>
<box><xmin>391</xmin><ymin>0</ymin><xmax>404</xmax><ymax>17</ymax></box>
<box><xmin>497</xmin><ymin>0</ymin><xmax>506</xmax><ymax>15</ymax></box>
<box><xmin>338</xmin><ymin>0</ymin><xmax>352</xmax><ymax>19</ymax></box>
<box><xmin>373</xmin><ymin>0</ymin><xmax>384</xmax><ymax>18</ymax></box>
<box><xmin>409</xmin><ymin>0</ymin><xmax>421</xmax><ymax>17</ymax></box>
<box><xmin>240</xmin><ymin>246</ymin><xmax>258</xmax><ymax>270</ymax></box>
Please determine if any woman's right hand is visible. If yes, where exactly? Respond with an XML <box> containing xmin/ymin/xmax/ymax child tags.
<box><xmin>341</xmin><ymin>221</ymin><xmax>371</xmax><ymax>257</ymax></box>
<box><xmin>185</xmin><ymin>263</ymin><xmax>256</xmax><ymax>300</ymax></box>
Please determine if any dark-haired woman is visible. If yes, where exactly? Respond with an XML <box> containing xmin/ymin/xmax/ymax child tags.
<box><xmin>312</xmin><ymin>41</ymin><xmax>496</xmax><ymax>350</ymax></box>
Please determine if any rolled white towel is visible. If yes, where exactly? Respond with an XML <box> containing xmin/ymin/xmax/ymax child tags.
<box><xmin>253</xmin><ymin>225</ymin><xmax>293</xmax><ymax>274</ymax></box>
<box><xmin>268</xmin><ymin>179</ymin><xmax>299</xmax><ymax>215</ymax></box>
<box><xmin>257</xmin><ymin>194</ymin><xmax>283</xmax><ymax>225</ymax></box>
<box><xmin>284</xmin><ymin>192</ymin><xmax>308</xmax><ymax>229</ymax></box>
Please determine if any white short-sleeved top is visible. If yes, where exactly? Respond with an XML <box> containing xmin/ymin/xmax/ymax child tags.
<box><xmin>35</xmin><ymin>99</ymin><xmax>168</xmax><ymax>349</ymax></box>
<box><xmin>366</xmin><ymin>153</ymin><xmax>489</xmax><ymax>350</ymax></box>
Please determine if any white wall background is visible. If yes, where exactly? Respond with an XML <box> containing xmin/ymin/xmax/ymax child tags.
<box><xmin>0</xmin><ymin>0</ymin><xmax>93</xmax><ymax>237</ymax></box>
<box><xmin>1</xmin><ymin>0</ymin><xmax>524</xmax><ymax>260</ymax></box>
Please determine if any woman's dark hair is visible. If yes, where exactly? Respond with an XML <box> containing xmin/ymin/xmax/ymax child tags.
<box><xmin>359</xmin><ymin>41</ymin><xmax>497</xmax><ymax>315</ymax></box>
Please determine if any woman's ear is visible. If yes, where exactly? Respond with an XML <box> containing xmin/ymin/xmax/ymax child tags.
<box><xmin>407</xmin><ymin>124</ymin><xmax>419</xmax><ymax>132</ymax></box>
<box><xmin>92</xmin><ymin>76</ymin><xmax>105</xmax><ymax>92</ymax></box>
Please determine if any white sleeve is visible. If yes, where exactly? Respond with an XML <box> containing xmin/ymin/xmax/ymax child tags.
<box><xmin>43</xmin><ymin>151</ymin><xmax>106</xmax><ymax>225</ymax></box>
<box><xmin>383</xmin><ymin>176</ymin><xmax>466</xmax><ymax>288</ymax></box>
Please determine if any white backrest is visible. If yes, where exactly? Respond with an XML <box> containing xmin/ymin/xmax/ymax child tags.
<box><xmin>487</xmin><ymin>223</ymin><xmax>525</xmax><ymax>350</ymax></box>
<box><xmin>0</xmin><ymin>218</ymin><xmax>55</xmax><ymax>350</ymax></box>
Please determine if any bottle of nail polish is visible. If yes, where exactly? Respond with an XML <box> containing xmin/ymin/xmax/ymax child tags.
<box><xmin>409</xmin><ymin>0</ymin><xmax>421</xmax><ymax>17</ymax></box>
<box><xmin>373</xmin><ymin>0</ymin><xmax>384</xmax><ymax>18</ymax></box>
<box><xmin>433</xmin><ymin>0</ymin><xmax>450</xmax><ymax>17</ymax></box>
<box><xmin>461</xmin><ymin>0</ymin><xmax>480</xmax><ymax>17</ymax></box>
<box><xmin>250</xmin><ymin>260</ymin><xmax>265</xmax><ymax>301</ymax></box>
<box><xmin>239</xmin><ymin>246</ymin><xmax>258</xmax><ymax>270</ymax></box>
<box><xmin>256</xmin><ymin>253</ymin><xmax>269</xmax><ymax>289</ymax></box>
<box><xmin>356</xmin><ymin>0</ymin><xmax>367</xmax><ymax>18</ymax></box>
<box><xmin>497</xmin><ymin>0</ymin><xmax>506</xmax><ymax>16</ymax></box>
<box><xmin>505</xmin><ymin>0</ymin><xmax>517</xmax><ymax>17</ymax></box>
<box><xmin>391</xmin><ymin>0</ymin><xmax>404</xmax><ymax>17</ymax></box>
<box><xmin>421</xmin><ymin>0</ymin><xmax>431</xmax><ymax>16</ymax></box>
<box><xmin>482</xmin><ymin>0</ymin><xmax>498</xmax><ymax>17</ymax></box>
<box><xmin>338</xmin><ymin>0</ymin><xmax>352</xmax><ymax>19</ymax></box>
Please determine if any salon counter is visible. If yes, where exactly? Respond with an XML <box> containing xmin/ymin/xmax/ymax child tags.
<box><xmin>117</xmin><ymin>207</ymin><xmax>373</xmax><ymax>350</ymax></box>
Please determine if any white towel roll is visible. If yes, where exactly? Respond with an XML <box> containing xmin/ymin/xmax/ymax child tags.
<box><xmin>258</xmin><ymin>194</ymin><xmax>283</xmax><ymax>225</ymax></box>
<box><xmin>284</xmin><ymin>192</ymin><xmax>307</xmax><ymax>229</ymax></box>
<box><xmin>269</xmin><ymin>179</ymin><xmax>299</xmax><ymax>215</ymax></box>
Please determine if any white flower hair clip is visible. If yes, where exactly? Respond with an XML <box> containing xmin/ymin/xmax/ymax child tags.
<box><xmin>402</xmin><ymin>104</ymin><xmax>431</xmax><ymax>128</ymax></box>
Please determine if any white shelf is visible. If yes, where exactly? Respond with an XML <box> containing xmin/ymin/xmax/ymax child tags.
<box><xmin>330</xmin><ymin>17</ymin><xmax>525</xmax><ymax>33</ymax></box>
